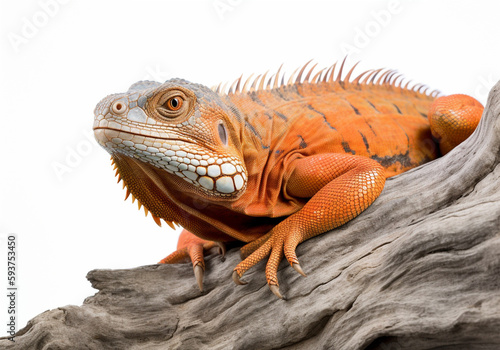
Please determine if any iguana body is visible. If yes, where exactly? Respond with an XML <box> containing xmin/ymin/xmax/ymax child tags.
<box><xmin>93</xmin><ymin>61</ymin><xmax>483</xmax><ymax>298</ymax></box>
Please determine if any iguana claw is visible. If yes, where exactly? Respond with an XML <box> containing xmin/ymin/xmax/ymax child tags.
<box><xmin>232</xmin><ymin>270</ymin><xmax>247</xmax><ymax>285</ymax></box>
<box><xmin>292</xmin><ymin>263</ymin><xmax>307</xmax><ymax>277</ymax></box>
<box><xmin>269</xmin><ymin>285</ymin><xmax>283</xmax><ymax>299</ymax></box>
<box><xmin>194</xmin><ymin>264</ymin><xmax>204</xmax><ymax>291</ymax></box>
<box><xmin>217</xmin><ymin>242</ymin><xmax>226</xmax><ymax>259</ymax></box>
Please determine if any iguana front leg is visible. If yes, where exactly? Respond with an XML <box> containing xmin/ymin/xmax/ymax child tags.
<box><xmin>232</xmin><ymin>154</ymin><xmax>386</xmax><ymax>298</ymax></box>
<box><xmin>159</xmin><ymin>229</ymin><xmax>225</xmax><ymax>291</ymax></box>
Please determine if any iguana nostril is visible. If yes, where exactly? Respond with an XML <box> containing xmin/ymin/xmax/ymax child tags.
<box><xmin>112</xmin><ymin>100</ymin><xmax>127</xmax><ymax>115</ymax></box>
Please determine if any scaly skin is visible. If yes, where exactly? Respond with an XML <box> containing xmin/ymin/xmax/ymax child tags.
<box><xmin>93</xmin><ymin>61</ymin><xmax>483</xmax><ymax>298</ymax></box>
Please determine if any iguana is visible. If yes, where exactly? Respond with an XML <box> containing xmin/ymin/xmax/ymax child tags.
<box><xmin>93</xmin><ymin>60</ymin><xmax>483</xmax><ymax>299</ymax></box>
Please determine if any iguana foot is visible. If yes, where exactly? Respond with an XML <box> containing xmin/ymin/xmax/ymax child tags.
<box><xmin>233</xmin><ymin>228</ymin><xmax>308</xmax><ymax>299</ymax></box>
<box><xmin>233</xmin><ymin>153</ymin><xmax>386</xmax><ymax>299</ymax></box>
<box><xmin>428</xmin><ymin>94</ymin><xmax>483</xmax><ymax>155</ymax></box>
<box><xmin>159</xmin><ymin>229</ymin><xmax>225</xmax><ymax>291</ymax></box>
<box><xmin>233</xmin><ymin>230</ymin><xmax>284</xmax><ymax>298</ymax></box>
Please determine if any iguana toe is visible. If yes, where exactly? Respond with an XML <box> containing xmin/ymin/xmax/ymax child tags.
<box><xmin>160</xmin><ymin>229</ymin><xmax>224</xmax><ymax>292</ymax></box>
<box><xmin>233</xmin><ymin>231</ymin><xmax>293</xmax><ymax>299</ymax></box>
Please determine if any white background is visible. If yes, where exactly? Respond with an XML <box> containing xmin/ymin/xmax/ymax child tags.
<box><xmin>1</xmin><ymin>0</ymin><xmax>499</xmax><ymax>333</ymax></box>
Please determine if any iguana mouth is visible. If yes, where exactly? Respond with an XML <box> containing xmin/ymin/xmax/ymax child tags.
<box><xmin>93</xmin><ymin>126</ymin><xmax>199</xmax><ymax>145</ymax></box>
<box><xmin>94</xmin><ymin>126</ymin><xmax>247</xmax><ymax>197</ymax></box>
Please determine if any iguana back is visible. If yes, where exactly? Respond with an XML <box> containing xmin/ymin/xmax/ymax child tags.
<box><xmin>224</xmin><ymin>65</ymin><xmax>438</xmax><ymax>179</ymax></box>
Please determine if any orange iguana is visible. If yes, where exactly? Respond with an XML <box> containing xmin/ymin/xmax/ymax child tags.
<box><xmin>93</xmin><ymin>60</ymin><xmax>483</xmax><ymax>299</ymax></box>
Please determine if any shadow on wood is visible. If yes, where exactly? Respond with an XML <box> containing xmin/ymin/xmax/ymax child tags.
<box><xmin>2</xmin><ymin>82</ymin><xmax>500</xmax><ymax>349</ymax></box>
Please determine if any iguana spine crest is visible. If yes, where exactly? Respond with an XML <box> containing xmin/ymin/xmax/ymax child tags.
<box><xmin>213</xmin><ymin>58</ymin><xmax>440</xmax><ymax>98</ymax></box>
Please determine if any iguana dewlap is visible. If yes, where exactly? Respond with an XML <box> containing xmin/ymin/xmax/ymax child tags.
<box><xmin>93</xmin><ymin>61</ymin><xmax>483</xmax><ymax>299</ymax></box>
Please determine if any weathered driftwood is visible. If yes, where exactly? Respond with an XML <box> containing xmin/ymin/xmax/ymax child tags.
<box><xmin>3</xmin><ymin>82</ymin><xmax>500</xmax><ymax>350</ymax></box>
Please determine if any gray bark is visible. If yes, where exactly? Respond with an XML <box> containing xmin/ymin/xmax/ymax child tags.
<box><xmin>2</xmin><ymin>82</ymin><xmax>500</xmax><ymax>350</ymax></box>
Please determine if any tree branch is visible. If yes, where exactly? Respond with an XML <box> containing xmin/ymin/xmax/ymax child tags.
<box><xmin>3</xmin><ymin>82</ymin><xmax>500</xmax><ymax>349</ymax></box>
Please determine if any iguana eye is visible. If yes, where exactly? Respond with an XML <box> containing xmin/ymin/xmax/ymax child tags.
<box><xmin>155</xmin><ymin>89</ymin><xmax>191</xmax><ymax>119</ymax></box>
<box><xmin>166</xmin><ymin>97</ymin><xmax>183</xmax><ymax>111</ymax></box>
<box><xmin>112</xmin><ymin>100</ymin><xmax>127</xmax><ymax>115</ymax></box>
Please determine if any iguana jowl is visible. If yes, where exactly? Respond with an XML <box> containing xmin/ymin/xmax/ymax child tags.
<box><xmin>93</xmin><ymin>60</ymin><xmax>483</xmax><ymax>298</ymax></box>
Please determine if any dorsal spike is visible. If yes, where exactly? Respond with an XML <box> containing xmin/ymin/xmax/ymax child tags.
<box><xmin>392</xmin><ymin>74</ymin><xmax>404</xmax><ymax>87</ymax></box>
<box><xmin>416</xmin><ymin>84</ymin><xmax>427</xmax><ymax>93</ymax></box>
<box><xmin>234</xmin><ymin>74</ymin><xmax>243</xmax><ymax>93</ymax></box>
<box><xmin>359</xmin><ymin>69</ymin><xmax>377</xmax><ymax>84</ymax></box>
<box><xmin>241</xmin><ymin>73</ymin><xmax>254</xmax><ymax>93</ymax></box>
<box><xmin>258</xmin><ymin>71</ymin><xmax>269</xmax><ymax>91</ymax></box>
<box><xmin>131</xmin><ymin>194</ymin><xmax>136</xmax><ymax>203</ymax></box>
<box><xmin>124</xmin><ymin>188</ymin><xmax>131</xmax><ymax>201</ymax></box>
<box><xmin>403</xmin><ymin>80</ymin><xmax>413</xmax><ymax>90</ymax></box>
<box><xmin>329</xmin><ymin>63</ymin><xmax>337</xmax><ymax>83</ymax></box>
<box><xmin>375</xmin><ymin>70</ymin><xmax>392</xmax><ymax>85</ymax></box>
<box><xmin>369</xmin><ymin>69</ymin><xmax>384</xmax><ymax>84</ymax></box>
<box><xmin>250</xmin><ymin>74</ymin><xmax>262</xmax><ymax>92</ymax></box>
<box><xmin>344</xmin><ymin>61</ymin><xmax>360</xmax><ymax>83</ymax></box>
<box><xmin>352</xmin><ymin>69</ymin><xmax>372</xmax><ymax>85</ymax></box>
<box><xmin>286</xmin><ymin>67</ymin><xmax>300</xmax><ymax>85</ymax></box>
<box><xmin>220</xmin><ymin>81</ymin><xmax>229</xmax><ymax>95</ymax></box>
<box><xmin>336</xmin><ymin>56</ymin><xmax>348</xmax><ymax>82</ymax></box>
<box><xmin>273</xmin><ymin>64</ymin><xmax>283</xmax><ymax>89</ymax></box>
<box><xmin>391</xmin><ymin>72</ymin><xmax>402</xmax><ymax>85</ymax></box>
<box><xmin>267</xmin><ymin>74</ymin><xmax>276</xmax><ymax>90</ymax></box>
<box><xmin>304</xmin><ymin>63</ymin><xmax>318</xmax><ymax>83</ymax></box>
<box><xmin>228</xmin><ymin>78</ymin><xmax>239</xmax><ymax>94</ymax></box>
<box><xmin>295</xmin><ymin>59</ymin><xmax>313</xmax><ymax>84</ymax></box>
<box><xmin>312</xmin><ymin>68</ymin><xmax>325</xmax><ymax>83</ymax></box>
<box><xmin>384</xmin><ymin>70</ymin><xmax>398</xmax><ymax>84</ymax></box>
<box><xmin>137</xmin><ymin>201</ymin><xmax>142</xmax><ymax>210</ymax></box>
<box><xmin>143</xmin><ymin>206</ymin><xmax>149</xmax><ymax>217</ymax></box>
<box><xmin>322</xmin><ymin>64</ymin><xmax>334</xmax><ymax>83</ymax></box>
<box><xmin>215</xmin><ymin>82</ymin><xmax>222</xmax><ymax>94</ymax></box>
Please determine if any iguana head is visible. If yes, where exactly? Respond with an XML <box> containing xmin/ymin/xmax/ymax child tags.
<box><xmin>93</xmin><ymin>79</ymin><xmax>248</xmax><ymax>201</ymax></box>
